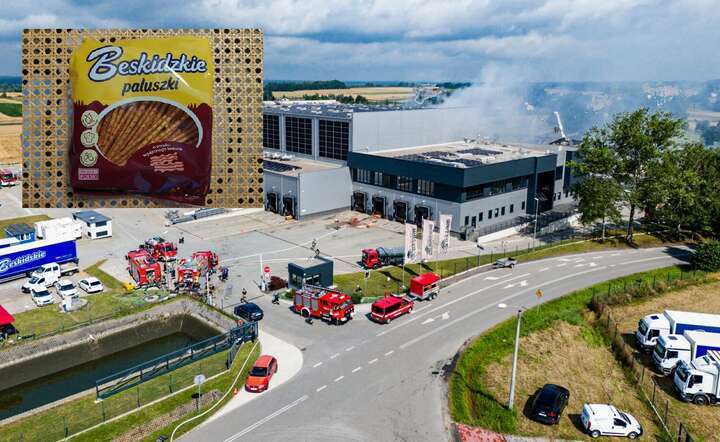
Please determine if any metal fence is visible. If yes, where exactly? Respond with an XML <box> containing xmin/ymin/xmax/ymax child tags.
<box><xmin>590</xmin><ymin>269</ymin><xmax>705</xmax><ymax>442</ymax></box>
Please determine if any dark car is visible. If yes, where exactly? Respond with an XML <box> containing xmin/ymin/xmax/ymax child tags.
<box><xmin>529</xmin><ymin>384</ymin><xmax>569</xmax><ymax>425</ymax></box>
<box><xmin>234</xmin><ymin>302</ymin><xmax>264</xmax><ymax>321</ymax></box>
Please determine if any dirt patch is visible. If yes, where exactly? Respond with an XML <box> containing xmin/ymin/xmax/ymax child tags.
<box><xmin>0</xmin><ymin>122</ymin><xmax>21</xmax><ymax>164</ymax></box>
<box><xmin>608</xmin><ymin>277</ymin><xmax>720</xmax><ymax>441</ymax></box>
<box><xmin>482</xmin><ymin>321</ymin><xmax>660</xmax><ymax>441</ymax></box>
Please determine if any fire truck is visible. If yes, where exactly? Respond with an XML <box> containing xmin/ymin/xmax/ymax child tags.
<box><xmin>126</xmin><ymin>249</ymin><xmax>163</xmax><ymax>286</ymax></box>
<box><xmin>361</xmin><ymin>247</ymin><xmax>404</xmax><ymax>269</ymax></box>
<box><xmin>293</xmin><ymin>285</ymin><xmax>355</xmax><ymax>325</ymax></box>
<box><xmin>140</xmin><ymin>237</ymin><xmax>177</xmax><ymax>261</ymax></box>
<box><xmin>192</xmin><ymin>250</ymin><xmax>219</xmax><ymax>274</ymax></box>
<box><xmin>0</xmin><ymin>169</ymin><xmax>17</xmax><ymax>187</ymax></box>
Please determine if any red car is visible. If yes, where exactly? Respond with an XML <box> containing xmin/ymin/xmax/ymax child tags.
<box><xmin>370</xmin><ymin>295</ymin><xmax>414</xmax><ymax>323</ymax></box>
<box><xmin>245</xmin><ymin>355</ymin><xmax>278</xmax><ymax>392</ymax></box>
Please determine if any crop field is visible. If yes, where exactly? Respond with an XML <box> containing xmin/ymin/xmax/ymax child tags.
<box><xmin>272</xmin><ymin>86</ymin><xmax>414</xmax><ymax>102</ymax></box>
<box><xmin>0</xmin><ymin>121</ymin><xmax>21</xmax><ymax>164</ymax></box>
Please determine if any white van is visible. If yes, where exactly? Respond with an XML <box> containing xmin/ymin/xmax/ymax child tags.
<box><xmin>581</xmin><ymin>404</ymin><xmax>643</xmax><ymax>439</ymax></box>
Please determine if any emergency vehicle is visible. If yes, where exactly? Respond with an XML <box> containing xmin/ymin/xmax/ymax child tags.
<box><xmin>371</xmin><ymin>295</ymin><xmax>414</xmax><ymax>323</ymax></box>
<box><xmin>408</xmin><ymin>272</ymin><xmax>440</xmax><ymax>300</ymax></box>
<box><xmin>126</xmin><ymin>249</ymin><xmax>162</xmax><ymax>286</ymax></box>
<box><xmin>293</xmin><ymin>285</ymin><xmax>355</xmax><ymax>324</ymax></box>
<box><xmin>140</xmin><ymin>237</ymin><xmax>178</xmax><ymax>261</ymax></box>
<box><xmin>0</xmin><ymin>169</ymin><xmax>17</xmax><ymax>187</ymax></box>
<box><xmin>175</xmin><ymin>257</ymin><xmax>201</xmax><ymax>287</ymax></box>
<box><xmin>192</xmin><ymin>250</ymin><xmax>219</xmax><ymax>273</ymax></box>
<box><xmin>361</xmin><ymin>247</ymin><xmax>404</xmax><ymax>269</ymax></box>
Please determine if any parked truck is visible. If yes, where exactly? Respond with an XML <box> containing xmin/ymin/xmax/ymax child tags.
<box><xmin>0</xmin><ymin>238</ymin><xmax>78</xmax><ymax>283</ymax></box>
<box><xmin>653</xmin><ymin>330</ymin><xmax>720</xmax><ymax>375</ymax></box>
<box><xmin>0</xmin><ymin>169</ymin><xmax>17</xmax><ymax>187</ymax></box>
<box><xmin>140</xmin><ymin>237</ymin><xmax>178</xmax><ymax>261</ymax></box>
<box><xmin>34</xmin><ymin>218</ymin><xmax>83</xmax><ymax>240</ymax></box>
<box><xmin>673</xmin><ymin>350</ymin><xmax>720</xmax><ymax>405</ymax></box>
<box><xmin>361</xmin><ymin>247</ymin><xmax>404</xmax><ymax>269</ymax></box>
<box><xmin>126</xmin><ymin>249</ymin><xmax>162</xmax><ymax>287</ymax></box>
<box><xmin>635</xmin><ymin>310</ymin><xmax>720</xmax><ymax>351</ymax></box>
<box><xmin>293</xmin><ymin>284</ymin><xmax>355</xmax><ymax>324</ymax></box>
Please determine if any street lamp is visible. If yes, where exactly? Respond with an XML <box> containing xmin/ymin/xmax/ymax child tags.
<box><xmin>498</xmin><ymin>302</ymin><xmax>526</xmax><ymax>411</ymax></box>
<box><xmin>533</xmin><ymin>197</ymin><xmax>540</xmax><ymax>241</ymax></box>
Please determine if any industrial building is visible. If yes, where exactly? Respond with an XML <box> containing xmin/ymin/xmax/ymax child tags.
<box><xmin>262</xmin><ymin>100</ymin><xmax>576</xmax><ymax>233</ymax></box>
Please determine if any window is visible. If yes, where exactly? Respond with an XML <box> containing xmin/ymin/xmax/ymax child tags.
<box><xmin>471</xmin><ymin>216</ymin><xmax>476</xmax><ymax>227</ymax></box>
<box><xmin>668</xmin><ymin>351</ymin><xmax>679</xmax><ymax>359</ymax></box>
<box><xmin>501</xmin><ymin>207</ymin><xmax>505</xmax><ymax>216</ymax></box>
<box><xmin>555</xmin><ymin>166</ymin><xmax>563</xmax><ymax>180</ymax></box>
<box><xmin>521</xmin><ymin>201</ymin><xmax>526</xmax><ymax>210</ymax></box>
<box><xmin>494</xmin><ymin>208</ymin><xmax>499</xmax><ymax>217</ymax></box>
<box><xmin>488</xmin><ymin>210</ymin><xmax>492</xmax><ymax>219</ymax></box>
<box><xmin>464</xmin><ymin>175</ymin><xmax>531</xmax><ymax>201</ymax></box>
<box><xmin>285</xmin><ymin>116</ymin><xmax>312</xmax><ymax>155</ymax></box>
<box><xmin>396</xmin><ymin>176</ymin><xmax>413</xmax><ymax>192</ymax></box>
<box><xmin>263</xmin><ymin>114</ymin><xmax>280</xmax><ymax>149</ymax></box>
<box><xmin>509</xmin><ymin>204</ymin><xmax>514</xmax><ymax>213</ymax></box>
<box><xmin>95</xmin><ymin>220</ymin><xmax>107</xmax><ymax>227</ymax></box>
<box><xmin>354</xmin><ymin>168</ymin><xmax>372</xmax><ymax>184</ymax></box>
<box><xmin>417</xmin><ymin>179</ymin><xmax>435</xmax><ymax>196</ymax></box>
<box><xmin>613</xmin><ymin>419</ymin><xmax>627</xmax><ymax>427</ymax></box>
<box><xmin>373</xmin><ymin>172</ymin><xmax>383</xmax><ymax>187</ymax></box>
<box><xmin>464</xmin><ymin>216</ymin><xmax>469</xmax><ymax>226</ymax></box>
<box><xmin>478</xmin><ymin>212</ymin><xmax>483</xmax><ymax>222</ymax></box>
<box><xmin>318</xmin><ymin>119</ymin><xmax>349</xmax><ymax>160</ymax></box>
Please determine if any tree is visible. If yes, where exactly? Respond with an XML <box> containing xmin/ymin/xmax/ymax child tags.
<box><xmin>690</xmin><ymin>241</ymin><xmax>720</xmax><ymax>271</ymax></box>
<box><xmin>571</xmin><ymin>109</ymin><xmax>684</xmax><ymax>243</ymax></box>
<box><xmin>573</xmin><ymin>175</ymin><xmax>623</xmax><ymax>241</ymax></box>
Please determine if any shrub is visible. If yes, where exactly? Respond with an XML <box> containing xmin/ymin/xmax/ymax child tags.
<box><xmin>690</xmin><ymin>241</ymin><xmax>720</xmax><ymax>271</ymax></box>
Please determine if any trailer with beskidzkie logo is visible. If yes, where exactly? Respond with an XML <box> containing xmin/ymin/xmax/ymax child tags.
<box><xmin>0</xmin><ymin>238</ymin><xmax>78</xmax><ymax>283</ymax></box>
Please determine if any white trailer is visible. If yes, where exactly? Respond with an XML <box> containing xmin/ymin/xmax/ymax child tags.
<box><xmin>35</xmin><ymin>218</ymin><xmax>82</xmax><ymax>240</ymax></box>
<box><xmin>635</xmin><ymin>310</ymin><xmax>720</xmax><ymax>351</ymax></box>
<box><xmin>673</xmin><ymin>350</ymin><xmax>720</xmax><ymax>405</ymax></box>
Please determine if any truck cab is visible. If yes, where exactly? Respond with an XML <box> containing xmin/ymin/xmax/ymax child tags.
<box><xmin>673</xmin><ymin>351</ymin><xmax>720</xmax><ymax>405</ymax></box>
<box><xmin>636</xmin><ymin>313</ymin><xmax>669</xmax><ymax>350</ymax></box>
<box><xmin>0</xmin><ymin>169</ymin><xmax>17</xmax><ymax>186</ymax></box>
<box><xmin>653</xmin><ymin>331</ymin><xmax>720</xmax><ymax>375</ymax></box>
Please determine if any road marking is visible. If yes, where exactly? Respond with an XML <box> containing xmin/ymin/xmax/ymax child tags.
<box><xmin>334</xmin><ymin>376</ymin><xmax>344</xmax><ymax>382</ymax></box>
<box><xmin>611</xmin><ymin>252</ymin><xmax>622</xmax><ymax>256</ymax></box>
<box><xmin>589</xmin><ymin>262</ymin><xmax>598</xmax><ymax>267</ymax></box>
<box><xmin>368</xmin><ymin>358</ymin><xmax>378</xmax><ymax>364</ymax></box>
<box><xmin>352</xmin><ymin>366</ymin><xmax>362</xmax><ymax>373</ymax></box>
<box><xmin>484</xmin><ymin>274</ymin><xmax>511</xmax><ymax>281</ymax></box>
<box><xmin>376</xmin><ymin>273</ymin><xmax>531</xmax><ymax>337</ymax></box>
<box><xmin>575</xmin><ymin>264</ymin><xmax>585</xmax><ymax>267</ymax></box>
<box><xmin>313</xmin><ymin>362</ymin><xmax>322</xmax><ymax>368</ymax></box>
<box><xmin>316</xmin><ymin>385</ymin><xmax>327</xmax><ymax>392</ymax></box>
<box><xmin>399</xmin><ymin>266</ymin><xmax>611</xmax><ymax>351</ymax></box>
<box><xmin>330</xmin><ymin>353</ymin><xmax>340</xmax><ymax>359</ymax></box>
<box><xmin>556</xmin><ymin>263</ymin><xmax>567</xmax><ymax>267</ymax></box>
<box><xmin>223</xmin><ymin>395</ymin><xmax>308</xmax><ymax>441</ymax></box>
<box><xmin>620</xmin><ymin>256</ymin><xmax>682</xmax><ymax>265</ymax></box>
<box><xmin>345</xmin><ymin>346</ymin><xmax>355</xmax><ymax>352</ymax></box>
<box><xmin>385</xmin><ymin>350</ymin><xmax>394</xmax><ymax>356</ymax></box>
<box><xmin>538</xmin><ymin>267</ymin><xmax>549</xmax><ymax>272</ymax></box>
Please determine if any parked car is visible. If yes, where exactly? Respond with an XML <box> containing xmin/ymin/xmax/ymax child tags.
<box><xmin>581</xmin><ymin>404</ymin><xmax>643</xmax><ymax>439</ymax></box>
<box><xmin>529</xmin><ymin>384</ymin><xmax>569</xmax><ymax>425</ymax></box>
<box><xmin>245</xmin><ymin>355</ymin><xmax>278</xmax><ymax>392</ymax></box>
<box><xmin>234</xmin><ymin>302</ymin><xmax>264</xmax><ymax>321</ymax></box>
<box><xmin>31</xmin><ymin>287</ymin><xmax>54</xmax><ymax>307</ymax></box>
<box><xmin>54</xmin><ymin>279</ymin><xmax>78</xmax><ymax>300</ymax></box>
<box><xmin>78</xmin><ymin>277</ymin><xmax>104</xmax><ymax>294</ymax></box>
<box><xmin>494</xmin><ymin>257</ymin><xmax>517</xmax><ymax>268</ymax></box>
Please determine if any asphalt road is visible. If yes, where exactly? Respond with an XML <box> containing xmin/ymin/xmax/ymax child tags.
<box><xmin>183</xmin><ymin>246</ymin><xmax>690</xmax><ymax>442</ymax></box>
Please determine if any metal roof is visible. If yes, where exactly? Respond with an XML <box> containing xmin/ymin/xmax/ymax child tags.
<box><xmin>73</xmin><ymin>210</ymin><xmax>111</xmax><ymax>223</ymax></box>
<box><xmin>4</xmin><ymin>223</ymin><xmax>34</xmax><ymax>236</ymax></box>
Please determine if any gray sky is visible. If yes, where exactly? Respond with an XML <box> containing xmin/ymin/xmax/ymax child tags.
<box><xmin>1</xmin><ymin>0</ymin><xmax>718</xmax><ymax>81</ymax></box>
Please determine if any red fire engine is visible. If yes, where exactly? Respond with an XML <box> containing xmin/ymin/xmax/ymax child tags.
<box><xmin>191</xmin><ymin>251</ymin><xmax>219</xmax><ymax>273</ymax></box>
<box><xmin>140</xmin><ymin>237</ymin><xmax>177</xmax><ymax>261</ymax></box>
<box><xmin>408</xmin><ymin>272</ymin><xmax>440</xmax><ymax>301</ymax></box>
<box><xmin>175</xmin><ymin>258</ymin><xmax>201</xmax><ymax>286</ymax></box>
<box><xmin>0</xmin><ymin>169</ymin><xmax>17</xmax><ymax>187</ymax></box>
<box><xmin>126</xmin><ymin>249</ymin><xmax>163</xmax><ymax>286</ymax></box>
<box><xmin>293</xmin><ymin>285</ymin><xmax>355</xmax><ymax>325</ymax></box>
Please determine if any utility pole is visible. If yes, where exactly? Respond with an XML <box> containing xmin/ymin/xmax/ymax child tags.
<box><xmin>508</xmin><ymin>309</ymin><xmax>523</xmax><ymax>410</ymax></box>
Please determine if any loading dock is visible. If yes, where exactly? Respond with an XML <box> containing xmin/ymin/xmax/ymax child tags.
<box><xmin>414</xmin><ymin>205</ymin><xmax>430</xmax><ymax>226</ymax></box>
<box><xmin>393</xmin><ymin>200</ymin><xmax>408</xmax><ymax>222</ymax></box>
<box><xmin>352</xmin><ymin>191</ymin><xmax>367</xmax><ymax>213</ymax></box>
<box><xmin>282</xmin><ymin>196</ymin><xmax>296</xmax><ymax>218</ymax></box>
<box><xmin>266</xmin><ymin>192</ymin><xmax>279</xmax><ymax>213</ymax></box>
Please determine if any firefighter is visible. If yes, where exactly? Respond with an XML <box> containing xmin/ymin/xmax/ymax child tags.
<box><xmin>272</xmin><ymin>292</ymin><xmax>280</xmax><ymax>305</ymax></box>
<box><xmin>179</xmin><ymin>235</ymin><xmax>185</xmax><ymax>245</ymax></box>
<box><xmin>220</xmin><ymin>266</ymin><xmax>229</xmax><ymax>282</ymax></box>
<box><xmin>241</xmin><ymin>288</ymin><xmax>248</xmax><ymax>304</ymax></box>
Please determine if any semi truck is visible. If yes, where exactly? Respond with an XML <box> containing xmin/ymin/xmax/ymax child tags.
<box><xmin>0</xmin><ymin>238</ymin><xmax>78</xmax><ymax>283</ymax></box>
<box><xmin>673</xmin><ymin>350</ymin><xmax>720</xmax><ymax>405</ymax></box>
<box><xmin>635</xmin><ymin>310</ymin><xmax>720</xmax><ymax>351</ymax></box>
<box><xmin>653</xmin><ymin>330</ymin><xmax>720</xmax><ymax>375</ymax></box>
<box><xmin>34</xmin><ymin>218</ymin><xmax>83</xmax><ymax>240</ymax></box>
<box><xmin>361</xmin><ymin>247</ymin><xmax>404</xmax><ymax>269</ymax></box>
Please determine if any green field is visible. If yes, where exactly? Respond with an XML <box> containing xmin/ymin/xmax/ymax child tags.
<box><xmin>0</xmin><ymin>102</ymin><xmax>21</xmax><ymax>117</ymax></box>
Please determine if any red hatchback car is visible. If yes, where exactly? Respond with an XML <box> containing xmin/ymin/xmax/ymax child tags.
<box><xmin>245</xmin><ymin>355</ymin><xmax>278</xmax><ymax>392</ymax></box>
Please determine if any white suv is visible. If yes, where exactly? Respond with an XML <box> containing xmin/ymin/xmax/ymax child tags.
<box><xmin>581</xmin><ymin>404</ymin><xmax>643</xmax><ymax>439</ymax></box>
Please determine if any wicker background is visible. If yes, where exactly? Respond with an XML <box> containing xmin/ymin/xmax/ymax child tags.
<box><xmin>21</xmin><ymin>28</ymin><xmax>264</xmax><ymax>209</ymax></box>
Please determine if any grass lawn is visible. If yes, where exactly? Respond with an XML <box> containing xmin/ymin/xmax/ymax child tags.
<box><xmin>0</xmin><ymin>102</ymin><xmax>21</xmax><ymax>117</ymax></box>
<box><xmin>448</xmin><ymin>265</ymin><xmax>702</xmax><ymax>438</ymax></box>
<box><xmin>0</xmin><ymin>214</ymin><xmax>51</xmax><ymax>237</ymax></box>
<box><xmin>335</xmin><ymin>232</ymin><xmax>677</xmax><ymax>300</ymax></box>
<box><xmin>607</xmin><ymin>276</ymin><xmax>720</xmax><ymax>441</ymax></box>
<box><xmin>0</xmin><ymin>341</ymin><xmax>259</xmax><ymax>442</ymax></box>
<box><xmin>84</xmin><ymin>259</ymin><xmax>125</xmax><ymax>291</ymax></box>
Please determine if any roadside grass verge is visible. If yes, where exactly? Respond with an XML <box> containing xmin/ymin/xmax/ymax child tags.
<box><xmin>334</xmin><ymin>231</ymin><xmax>680</xmax><ymax>300</ymax></box>
<box><xmin>0</xmin><ymin>214</ymin><xmax>51</xmax><ymax>237</ymax></box>
<box><xmin>0</xmin><ymin>341</ymin><xmax>259</xmax><ymax>442</ymax></box>
<box><xmin>448</xmin><ymin>265</ymin><xmax>703</xmax><ymax>437</ymax></box>
<box><xmin>84</xmin><ymin>259</ymin><xmax>125</xmax><ymax>291</ymax></box>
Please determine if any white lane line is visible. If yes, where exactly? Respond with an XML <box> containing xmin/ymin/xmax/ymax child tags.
<box><xmin>313</xmin><ymin>362</ymin><xmax>322</xmax><ymax>368</ymax></box>
<box><xmin>556</xmin><ymin>263</ymin><xmax>567</xmax><ymax>267</ymax></box>
<box><xmin>352</xmin><ymin>366</ymin><xmax>362</xmax><ymax>373</ymax></box>
<box><xmin>330</xmin><ymin>353</ymin><xmax>340</xmax><ymax>359</ymax></box>
<box><xmin>620</xmin><ymin>256</ymin><xmax>683</xmax><ymax>265</ymax></box>
<box><xmin>345</xmin><ymin>346</ymin><xmax>355</xmax><ymax>352</ymax></box>
<box><xmin>611</xmin><ymin>252</ymin><xmax>622</xmax><ymax>256</ymax></box>
<box><xmin>399</xmin><ymin>266</ymin><xmax>610</xmax><ymax>351</ymax></box>
<box><xmin>334</xmin><ymin>376</ymin><xmax>344</xmax><ymax>382</ymax></box>
<box><xmin>538</xmin><ymin>267</ymin><xmax>549</xmax><ymax>272</ymax></box>
<box><xmin>316</xmin><ymin>385</ymin><xmax>327</xmax><ymax>392</ymax></box>
<box><xmin>385</xmin><ymin>350</ymin><xmax>394</xmax><ymax>356</ymax></box>
<box><xmin>368</xmin><ymin>358</ymin><xmax>378</xmax><ymax>364</ymax></box>
<box><xmin>224</xmin><ymin>395</ymin><xmax>309</xmax><ymax>441</ymax></box>
<box><xmin>376</xmin><ymin>272</ymin><xmax>531</xmax><ymax>337</ymax></box>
